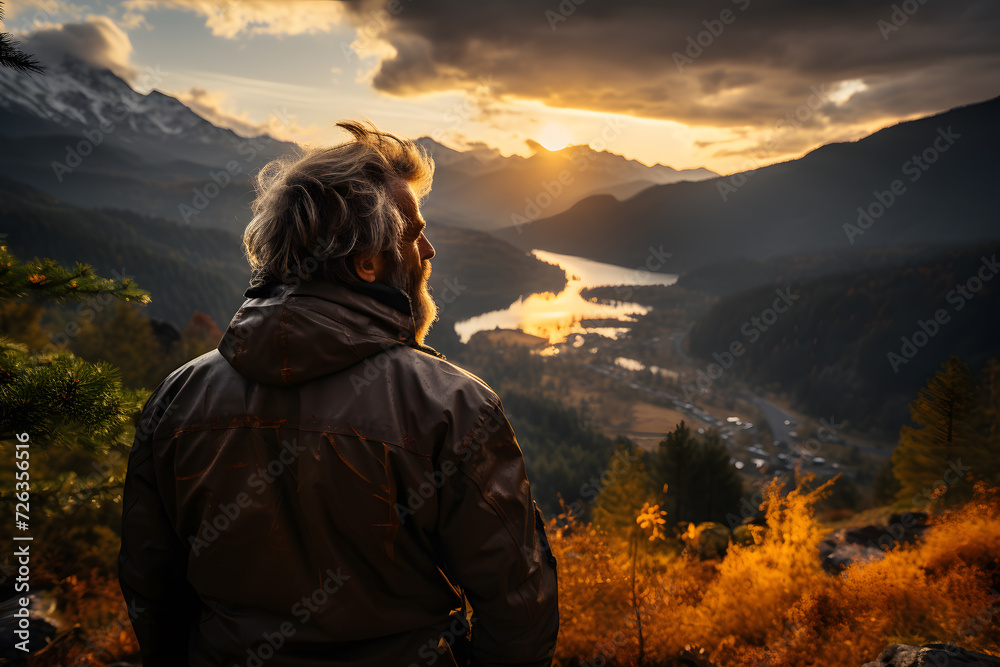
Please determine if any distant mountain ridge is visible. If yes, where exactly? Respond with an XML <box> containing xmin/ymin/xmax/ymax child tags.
<box><xmin>416</xmin><ymin>137</ymin><xmax>717</xmax><ymax>231</ymax></box>
<box><xmin>0</xmin><ymin>57</ymin><xmax>711</xmax><ymax>235</ymax></box>
<box><xmin>0</xmin><ymin>56</ymin><xmax>296</xmax><ymax>231</ymax></box>
<box><xmin>502</xmin><ymin>95</ymin><xmax>1000</xmax><ymax>274</ymax></box>
<box><xmin>0</xmin><ymin>55</ymin><xmax>295</xmax><ymax>165</ymax></box>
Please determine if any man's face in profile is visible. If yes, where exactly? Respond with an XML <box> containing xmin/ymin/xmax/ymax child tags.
<box><xmin>384</xmin><ymin>178</ymin><xmax>438</xmax><ymax>344</ymax></box>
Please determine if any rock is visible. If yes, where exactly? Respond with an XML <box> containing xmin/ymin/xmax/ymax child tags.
<box><xmin>863</xmin><ymin>643</ymin><xmax>1000</xmax><ymax>667</ymax></box>
<box><xmin>731</xmin><ymin>523</ymin><xmax>756</xmax><ymax>547</ymax></box>
<box><xmin>0</xmin><ymin>594</ymin><xmax>58</xmax><ymax>658</ymax></box>
<box><xmin>682</xmin><ymin>522</ymin><xmax>732</xmax><ymax>560</ymax></box>
<box><xmin>818</xmin><ymin>512</ymin><xmax>929</xmax><ymax>574</ymax></box>
<box><xmin>818</xmin><ymin>533</ymin><xmax>885</xmax><ymax>574</ymax></box>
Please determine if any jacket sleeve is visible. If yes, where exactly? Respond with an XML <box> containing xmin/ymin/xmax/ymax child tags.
<box><xmin>436</xmin><ymin>396</ymin><xmax>559</xmax><ymax>667</ymax></box>
<box><xmin>118</xmin><ymin>389</ymin><xmax>200</xmax><ymax>666</ymax></box>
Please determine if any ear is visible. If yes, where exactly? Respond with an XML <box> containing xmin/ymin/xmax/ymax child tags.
<box><xmin>353</xmin><ymin>254</ymin><xmax>381</xmax><ymax>283</ymax></box>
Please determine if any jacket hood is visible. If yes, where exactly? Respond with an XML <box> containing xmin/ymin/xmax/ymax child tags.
<box><xmin>219</xmin><ymin>278</ymin><xmax>421</xmax><ymax>386</ymax></box>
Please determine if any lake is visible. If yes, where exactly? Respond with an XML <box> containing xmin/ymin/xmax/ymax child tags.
<box><xmin>454</xmin><ymin>249</ymin><xmax>678</xmax><ymax>344</ymax></box>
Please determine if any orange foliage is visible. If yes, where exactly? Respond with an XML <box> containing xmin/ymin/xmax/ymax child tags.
<box><xmin>26</xmin><ymin>569</ymin><xmax>139</xmax><ymax>666</ymax></box>
<box><xmin>549</xmin><ymin>480</ymin><xmax>1000</xmax><ymax>667</ymax></box>
<box><xmin>19</xmin><ymin>481</ymin><xmax>1000</xmax><ymax>666</ymax></box>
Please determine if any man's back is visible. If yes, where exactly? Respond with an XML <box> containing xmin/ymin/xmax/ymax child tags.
<box><xmin>119</xmin><ymin>278</ymin><xmax>558</xmax><ymax>666</ymax></box>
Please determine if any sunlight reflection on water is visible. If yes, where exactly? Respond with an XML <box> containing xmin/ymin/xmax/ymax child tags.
<box><xmin>454</xmin><ymin>249</ymin><xmax>677</xmax><ymax>344</ymax></box>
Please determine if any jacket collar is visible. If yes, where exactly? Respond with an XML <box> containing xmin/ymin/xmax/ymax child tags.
<box><xmin>220</xmin><ymin>276</ymin><xmax>431</xmax><ymax>386</ymax></box>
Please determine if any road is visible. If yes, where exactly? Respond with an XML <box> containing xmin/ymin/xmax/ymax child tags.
<box><xmin>672</xmin><ymin>328</ymin><xmax>891</xmax><ymax>459</ymax></box>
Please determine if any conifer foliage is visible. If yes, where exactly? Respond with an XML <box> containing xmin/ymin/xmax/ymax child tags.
<box><xmin>892</xmin><ymin>355</ymin><xmax>1000</xmax><ymax>506</ymax></box>
<box><xmin>654</xmin><ymin>421</ymin><xmax>745</xmax><ymax>525</ymax></box>
<box><xmin>0</xmin><ymin>1</ymin><xmax>44</xmax><ymax>75</ymax></box>
<box><xmin>0</xmin><ymin>246</ymin><xmax>149</xmax><ymax>445</ymax></box>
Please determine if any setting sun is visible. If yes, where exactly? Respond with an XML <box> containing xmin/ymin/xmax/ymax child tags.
<box><xmin>536</xmin><ymin>122</ymin><xmax>574</xmax><ymax>151</ymax></box>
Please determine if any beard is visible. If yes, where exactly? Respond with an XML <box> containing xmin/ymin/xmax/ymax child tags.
<box><xmin>384</xmin><ymin>253</ymin><xmax>438</xmax><ymax>345</ymax></box>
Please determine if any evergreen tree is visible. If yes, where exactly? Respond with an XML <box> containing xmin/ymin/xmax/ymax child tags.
<box><xmin>690</xmin><ymin>428</ymin><xmax>745</xmax><ymax>522</ymax></box>
<box><xmin>0</xmin><ymin>246</ymin><xmax>150</xmax><ymax>445</ymax></box>
<box><xmin>653</xmin><ymin>421</ymin><xmax>744</xmax><ymax>524</ymax></box>
<box><xmin>0</xmin><ymin>1</ymin><xmax>44</xmax><ymax>74</ymax></box>
<box><xmin>592</xmin><ymin>440</ymin><xmax>656</xmax><ymax>535</ymax></box>
<box><xmin>654</xmin><ymin>421</ymin><xmax>699</xmax><ymax>523</ymax></box>
<box><xmin>959</xmin><ymin>358</ymin><xmax>1000</xmax><ymax>497</ymax></box>
<box><xmin>892</xmin><ymin>355</ymin><xmax>975</xmax><ymax>506</ymax></box>
<box><xmin>873</xmin><ymin>459</ymin><xmax>901</xmax><ymax>506</ymax></box>
<box><xmin>70</xmin><ymin>300</ymin><xmax>167</xmax><ymax>390</ymax></box>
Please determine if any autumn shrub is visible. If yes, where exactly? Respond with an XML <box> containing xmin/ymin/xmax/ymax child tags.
<box><xmin>764</xmin><ymin>482</ymin><xmax>1000</xmax><ymax>665</ymax></box>
<box><xmin>550</xmin><ymin>511</ymin><xmax>636</xmax><ymax>667</ymax></box>
<box><xmin>673</xmin><ymin>475</ymin><xmax>834</xmax><ymax>665</ymax></box>
<box><xmin>552</xmin><ymin>477</ymin><xmax>1000</xmax><ymax>667</ymax></box>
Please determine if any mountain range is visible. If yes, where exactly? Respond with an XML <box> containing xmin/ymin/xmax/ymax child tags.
<box><xmin>416</xmin><ymin>137</ymin><xmax>716</xmax><ymax>230</ymax></box>
<box><xmin>0</xmin><ymin>56</ymin><xmax>710</xmax><ymax>234</ymax></box>
<box><xmin>0</xmin><ymin>56</ymin><xmax>295</xmax><ymax>231</ymax></box>
<box><xmin>502</xmin><ymin>95</ymin><xmax>1000</xmax><ymax>274</ymax></box>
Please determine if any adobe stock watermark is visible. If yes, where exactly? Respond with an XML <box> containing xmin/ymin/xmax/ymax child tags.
<box><xmin>188</xmin><ymin>438</ymin><xmax>308</xmax><ymax>556</ymax></box>
<box><xmin>877</xmin><ymin>0</ymin><xmax>930</xmax><ymax>40</ymax></box>
<box><xmin>408</xmin><ymin>611</ymin><xmax>474</xmax><ymax>666</ymax></box>
<box><xmin>562</xmin><ymin>446</ymin><xmax>644</xmax><ymax>519</ymax></box>
<box><xmin>723</xmin><ymin>416</ymin><xmax>842</xmax><ymax>529</ymax></box>
<box><xmin>605</xmin><ymin>245</ymin><xmax>674</xmax><ymax>302</ymax></box>
<box><xmin>866</xmin><ymin>458</ymin><xmax>970</xmax><ymax>553</ymax></box>
<box><xmin>545</xmin><ymin>0</ymin><xmax>586</xmax><ymax>31</ymax></box>
<box><xmin>959</xmin><ymin>588</ymin><xmax>1000</xmax><ymax>639</ymax></box>
<box><xmin>394</xmin><ymin>403</ymin><xmax>508</xmax><ymax>523</ymax></box>
<box><xmin>39</xmin><ymin>267</ymin><xmax>137</xmax><ymax>356</ymax></box>
<box><xmin>886</xmin><ymin>253</ymin><xmax>997</xmax><ymax>373</ymax></box>
<box><xmin>577</xmin><ymin>631</ymin><xmax>629</xmax><ymax>667</ymax></box>
<box><xmin>219</xmin><ymin>234</ymin><xmax>337</xmax><ymax>355</ymax></box>
<box><xmin>843</xmin><ymin>125</ymin><xmax>960</xmax><ymax>244</ymax></box>
<box><xmin>672</xmin><ymin>0</ymin><xmax>752</xmax><ymax>73</ymax></box>
<box><xmin>510</xmin><ymin>117</ymin><xmax>628</xmax><ymax>232</ymax></box>
<box><xmin>434</xmin><ymin>277</ymin><xmax>467</xmax><ymax>307</ymax></box>
<box><xmin>428</xmin><ymin>76</ymin><xmax>494</xmax><ymax>143</ymax></box>
<box><xmin>178</xmin><ymin>107</ymin><xmax>294</xmax><ymax>224</ymax></box>
<box><xmin>241</xmin><ymin>566</ymin><xmax>350</xmax><ymax>667</ymax></box>
<box><xmin>349</xmin><ymin>333</ymin><xmax>443</xmax><ymax>395</ymax></box>
<box><xmin>50</xmin><ymin>65</ymin><xmax>169</xmax><ymax>182</ymax></box>
<box><xmin>716</xmin><ymin>84</ymin><xmax>832</xmax><ymax>201</ymax></box>
<box><xmin>682</xmin><ymin>287</ymin><xmax>799</xmax><ymax>400</ymax></box>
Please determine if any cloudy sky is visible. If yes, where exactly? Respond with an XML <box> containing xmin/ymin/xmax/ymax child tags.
<box><xmin>5</xmin><ymin>0</ymin><xmax>999</xmax><ymax>174</ymax></box>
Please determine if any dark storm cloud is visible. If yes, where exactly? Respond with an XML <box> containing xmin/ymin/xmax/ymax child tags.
<box><xmin>341</xmin><ymin>0</ymin><xmax>1000</xmax><ymax>129</ymax></box>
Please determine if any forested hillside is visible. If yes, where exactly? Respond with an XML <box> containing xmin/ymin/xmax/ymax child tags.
<box><xmin>504</xmin><ymin>96</ymin><xmax>1000</xmax><ymax>273</ymax></box>
<box><xmin>1</xmin><ymin>177</ymin><xmax>566</xmax><ymax>337</ymax></box>
<box><xmin>1</xmin><ymin>176</ymin><xmax>250</xmax><ymax>328</ymax></box>
<box><xmin>688</xmin><ymin>241</ymin><xmax>1000</xmax><ymax>435</ymax></box>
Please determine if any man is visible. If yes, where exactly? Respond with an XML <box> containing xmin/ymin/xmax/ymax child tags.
<box><xmin>118</xmin><ymin>121</ymin><xmax>559</xmax><ymax>666</ymax></box>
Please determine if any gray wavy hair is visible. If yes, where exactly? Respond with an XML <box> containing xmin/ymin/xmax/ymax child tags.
<box><xmin>243</xmin><ymin>120</ymin><xmax>434</xmax><ymax>284</ymax></box>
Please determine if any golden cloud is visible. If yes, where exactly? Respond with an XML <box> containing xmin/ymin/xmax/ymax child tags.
<box><xmin>121</xmin><ymin>0</ymin><xmax>349</xmax><ymax>38</ymax></box>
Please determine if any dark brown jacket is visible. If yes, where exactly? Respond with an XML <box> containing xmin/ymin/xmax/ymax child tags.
<box><xmin>118</xmin><ymin>277</ymin><xmax>558</xmax><ymax>667</ymax></box>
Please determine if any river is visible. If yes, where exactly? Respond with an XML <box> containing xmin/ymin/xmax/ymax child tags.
<box><xmin>454</xmin><ymin>249</ymin><xmax>678</xmax><ymax>344</ymax></box>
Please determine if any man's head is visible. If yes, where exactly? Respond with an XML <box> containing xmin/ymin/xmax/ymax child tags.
<box><xmin>243</xmin><ymin>120</ymin><xmax>438</xmax><ymax>343</ymax></box>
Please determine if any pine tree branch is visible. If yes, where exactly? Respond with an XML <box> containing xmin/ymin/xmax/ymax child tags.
<box><xmin>0</xmin><ymin>33</ymin><xmax>44</xmax><ymax>74</ymax></box>
<box><xmin>0</xmin><ymin>247</ymin><xmax>151</xmax><ymax>304</ymax></box>
<box><xmin>0</xmin><ymin>0</ymin><xmax>45</xmax><ymax>77</ymax></box>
